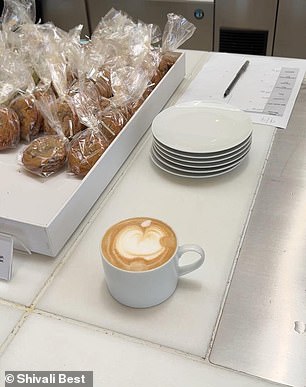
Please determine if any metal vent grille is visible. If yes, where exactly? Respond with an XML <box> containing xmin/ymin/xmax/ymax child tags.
<box><xmin>219</xmin><ymin>28</ymin><xmax>268</xmax><ymax>55</ymax></box>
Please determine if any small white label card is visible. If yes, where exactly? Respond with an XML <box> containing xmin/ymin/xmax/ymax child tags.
<box><xmin>0</xmin><ymin>233</ymin><xmax>13</xmax><ymax>281</ymax></box>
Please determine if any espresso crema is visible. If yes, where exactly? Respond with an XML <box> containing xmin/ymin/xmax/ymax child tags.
<box><xmin>102</xmin><ymin>217</ymin><xmax>177</xmax><ymax>271</ymax></box>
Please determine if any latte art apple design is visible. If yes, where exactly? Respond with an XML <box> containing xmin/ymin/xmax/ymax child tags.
<box><xmin>102</xmin><ymin>218</ymin><xmax>177</xmax><ymax>271</ymax></box>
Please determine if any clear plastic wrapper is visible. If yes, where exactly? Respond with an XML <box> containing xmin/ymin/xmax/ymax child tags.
<box><xmin>0</xmin><ymin>105</ymin><xmax>20</xmax><ymax>150</ymax></box>
<box><xmin>161</xmin><ymin>13</ymin><xmax>196</xmax><ymax>53</ymax></box>
<box><xmin>7</xmin><ymin>20</ymin><xmax>67</xmax><ymax>68</ymax></box>
<box><xmin>36</xmin><ymin>94</ymin><xmax>82</xmax><ymax>140</ymax></box>
<box><xmin>44</xmin><ymin>46</ymin><xmax>68</xmax><ymax>99</ymax></box>
<box><xmin>149</xmin><ymin>13</ymin><xmax>196</xmax><ymax>89</ymax></box>
<box><xmin>44</xmin><ymin>97</ymin><xmax>83</xmax><ymax>139</ymax></box>
<box><xmin>21</xmin><ymin>134</ymin><xmax>69</xmax><ymax>177</ymax></box>
<box><xmin>88</xmin><ymin>64</ymin><xmax>151</xmax><ymax>141</ymax></box>
<box><xmin>1</xmin><ymin>0</ymin><xmax>36</xmax><ymax>50</ymax></box>
<box><xmin>110</xmin><ymin>65</ymin><xmax>153</xmax><ymax>108</ymax></box>
<box><xmin>13</xmin><ymin>23</ymin><xmax>53</xmax><ymax>84</ymax></box>
<box><xmin>96</xmin><ymin>106</ymin><xmax>128</xmax><ymax>143</ymax></box>
<box><xmin>0</xmin><ymin>48</ymin><xmax>34</xmax><ymax>104</ymax></box>
<box><xmin>75</xmin><ymin>9</ymin><xmax>162</xmax><ymax>122</ymax></box>
<box><xmin>91</xmin><ymin>8</ymin><xmax>161</xmax><ymax>68</ymax></box>
<box><xmin>96</xmin><ymin>11</ymin><xmax>196</xmax><ymax>131</ymax></box>
<box><xmin>57</xmin><ymin>24</ymin><xmax>84</xmax><ymax>88</ymax></box>
<box><xmin>67</xmin><ymin>129</ymin><xmax>109</xmax><ymax>177</ymax></box>
<box><xmin>15</xmin><ymin>22</ymin><xmax>71</xmax><ymax>95</ymax></box>
<box><xmin>79</xmin><ymin>40</ymin><xmax>110</xmax><ymax>78</ymax></box>
<box><xmin>19</xmin><ymin>92</ymin><xmax>71</xmax><ymax>176</ymax></box>
<box><xmin>1</xmin><ymin>0</ymin><xmax>35</xmax><ymax>30</ymax></box>
<box><xmin>22</xmin><ymin>24</ymin><xmax>89</xmax><ymax>141</ymax></box>
<box><xmin>9</xmin><ymin>92</ymin><xmax>43</xmax><ymax>142</ymax></box>
<box><xmin>94</xmin><ymin>67</ymin><xmax>113</xmax><ymax>98</ymax></box>
<box><xmin>161</xmin><ymin>14</ymin><xmax>195</xmax><ymax>69</ymax></box>
<box><xmin>68</xmin><ymin>77</ymin><xmax>100</xmax><ymax>105</ymax></box>
<box><xmin>126</xmin><ymin>95</ymin><xmax>145</xmax><ymax>117</ymax></box>
<box><xmin>71</xmin><ymin>66</ymin><xmax>113</xmax><ymax>109</ymax></box>
<box><xmin>33</xmin><ymin>81</ymin><xmax>56</xmax><ymax>101</ymax></box>
<box><xmin>0</xmin><ymin>31</ymin><xmax>6</xmax><ymax>51</ymax></box>
<box><xmin>68</xmin><ymin>82</ymin><xmax>112</xmax><ymax>177</ymax></box>
<box><xmin>87</xmin><ymin>7</ymin><xmax>161</xmax><ymax>88</ymax></box>
<box><xmin>70</xmin><ymin>79</ymin><xmax>112</xmax><ymax>137</ymax></box>
<box><xmin>0</xmin><ymin>6</ymin><xmax>195</xmax><ymax>176</ymax></box>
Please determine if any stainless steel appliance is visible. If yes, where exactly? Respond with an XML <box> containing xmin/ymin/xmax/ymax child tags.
<box><xmin>37</xmin><ymin>1</ymin><xmax>306</xmax><ymax>60</ymax></box>
<box><xmin>86</xmin><ymin>0</ymin><xmax>214</xmax><ymax>51</ymax></box>
<box><xmin>39</xmin><ymin>0</ymin><xmax>90</xmax><ymax>37</ymax></box>
<box><xmin>214</xmin><ymin>0</ymin><xmax>278</xmax><ymax>55</ymax></box>
<box><xmin>274</xmin><ymin>0</ymin><xmax>306</xmax><ymax>58</ymax></box>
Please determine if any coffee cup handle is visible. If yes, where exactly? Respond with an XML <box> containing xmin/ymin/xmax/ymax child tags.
<box><xmin>177</xmin><ymin>244</ymin><xmax>205</xmax><ymax>276</ymax></box>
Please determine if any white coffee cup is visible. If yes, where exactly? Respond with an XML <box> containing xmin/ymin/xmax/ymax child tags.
<box><xmin>100</xmin><ymin>217</ymin><xmax>205</xmax><ymax>308</ymax></box>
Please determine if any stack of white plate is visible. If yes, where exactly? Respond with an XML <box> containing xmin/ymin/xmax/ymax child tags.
<box><xmin>150</xmin><ymin>101</ymin><xmax>253</xmax><ymax>179</ymax></box>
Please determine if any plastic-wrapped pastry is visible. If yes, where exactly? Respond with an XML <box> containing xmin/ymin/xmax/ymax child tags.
<box><xmin>110</xmin><ymin>65</ymin><xmax>152</xmax><ymax>120</ymax></box>
<box><xmin>56</xmin><ymin>98</ymin><xmax>83</xmax><ymax>138</ymax></box>
<box><xmin>0</xmin><ymin>5</ymin><xmax>198</xmax><ymax>178</ymax></box>
<box><xmin>68</xmin><ymin>77</ymin><xmax>111</xmax><ymax>112</ymax></box>
<box><xmin>43</xmin><ymin>97</ymin><xmax>83</xmax><ymax>139</ymax></box>
<box><xmin>99</xmin><ymin>108</ymin><xmax>127</xmax><ymax>142</ymax></box>
<box><xmin>33</xmin><ymin>82</ymin><xmax>57</xmax><ymax>101</ymax></box>
<box><xmin>21</xmin><ymin>134</ymin><xmax>69</xmax><ymax>176</ymax></box>
<box><xmin>149</xmin><ymin>13</ymin><xmax>196</xmax><ymax>90</ymax></box>
<box><xmin>99</xmin><ymin>96</ymin><xmax>111</xmax><ymax>111</ymax></box>
<box><xmin>67</xmin><ymin>130</ymin><xmax>109</xmax><ymax>177</ymax></box>
<box><xmin>0</xmin><ymin>106</ymin><xmax>20</xmax><ymax>150</ymax></box>
<box><xmin>158</xmin><ymin>52</ymin><xmax>177</xmax><ymax>74</ymax></box>
<box><xmin>150</xmin><ymin>68</ymin><xmax>164</xmax><ymax>88</ymax></box>
<box><xmin>119</xmin><ymin>105</ymin><xmax>132</xmax><ymax>121</ymax></box>
<box><xmin>10</xmin><ymin>93</ymin><xmax>43</xmax><ymax>142</ymax></box>
<box><xmin>95</xmin><ymin>67</ymin><xmax>112</xmax><ymax>99</ymax></box>
<box><xmin>126</xmin><ymin>96</ymin><xmax>145</xmax><ymax>117</ymax></box>
<box><xmin>67</xmin><ymin>68</ymin><xmax>78</xmax><ymax>87</ymax></box>
<box><xmin>68</xmin><ymin>80</ymin><xmax>111</xmax><ymax>177</ymax></box>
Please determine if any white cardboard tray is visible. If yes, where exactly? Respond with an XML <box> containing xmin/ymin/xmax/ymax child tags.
<box><xmin>0</xmin><ymin>53</ymin><xmax>185</xmax><ymax>257</ymax></box>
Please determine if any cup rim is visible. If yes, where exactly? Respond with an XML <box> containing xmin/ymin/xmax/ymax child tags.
<box><xmin>100</xmin><ymin>244</ymin><xmax>178</xmax><ymax>273</ymax></box>
<box><xmin>100</xmin><ymin>216</ymin><xmax>178</xmax><ymax>274</ymax></box>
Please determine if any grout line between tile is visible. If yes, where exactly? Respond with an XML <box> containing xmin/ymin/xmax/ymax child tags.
<box><xmin>32</xmin><ymin>307</ymin><xmax>206</xmax><ymax>365</ymax></box>
<box><xmin>1</xmin><ymin>307</ymin><xmax>282</xmax><ymax>386</ymax></box>
<box><xmin>0</xmin><ymin>310</ymin><xmax>31</xmax><ymax>357</ymax></box>
<box><xmin>0</xmin><ymin>298</ymin><xmax>28</xmax><ymax>311</ymax></box>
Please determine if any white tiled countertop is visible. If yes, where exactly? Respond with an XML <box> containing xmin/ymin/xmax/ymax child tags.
<box><xmin>34</xmin><ymin>123</ymin><xmax>274</xmax><ymax>357</ymax></box>
<box><xmin>0</xmin><ymin>51</ymin><xmax>280</xmax><ymax>387</ymax></box>
<box><xmin>1</xmin><ymin>313</ymin><xmax>276</xmax><ymax>387</ymax></box>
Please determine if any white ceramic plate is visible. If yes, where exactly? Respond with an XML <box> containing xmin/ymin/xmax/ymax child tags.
<box><xmin>151</xmin><ymin>146</ymin><xmax>248</xmax><ymax>174</ymax></box>
<box><xmin>153</xmin><ymin>138</ymin><xmax>252</xmax><ymax>165</ymax></box>
<box><xmin>153</xmin><ymin>132</ymin><xmax>252</xmax><ymax>159</ymax></box>
<box><xmin>152</xmin><ymin>142</ymin><xmax>251</xmax><ymax>168</ymax></box>
<box><xmin>150</xmin><ymin>151</ymin><xmax>244</xmax><ymax>179</ymax></box>
<box><xmin>151</xmin><ymin>101</ymin><xmax>253</xmax><ymax>154</ymax></box>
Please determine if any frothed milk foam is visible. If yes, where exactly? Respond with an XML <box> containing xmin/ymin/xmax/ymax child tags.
<box><xmin>102</xmin><ymin>217</ymin><xmax>177</xmax><ymax>271</ymax></box>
